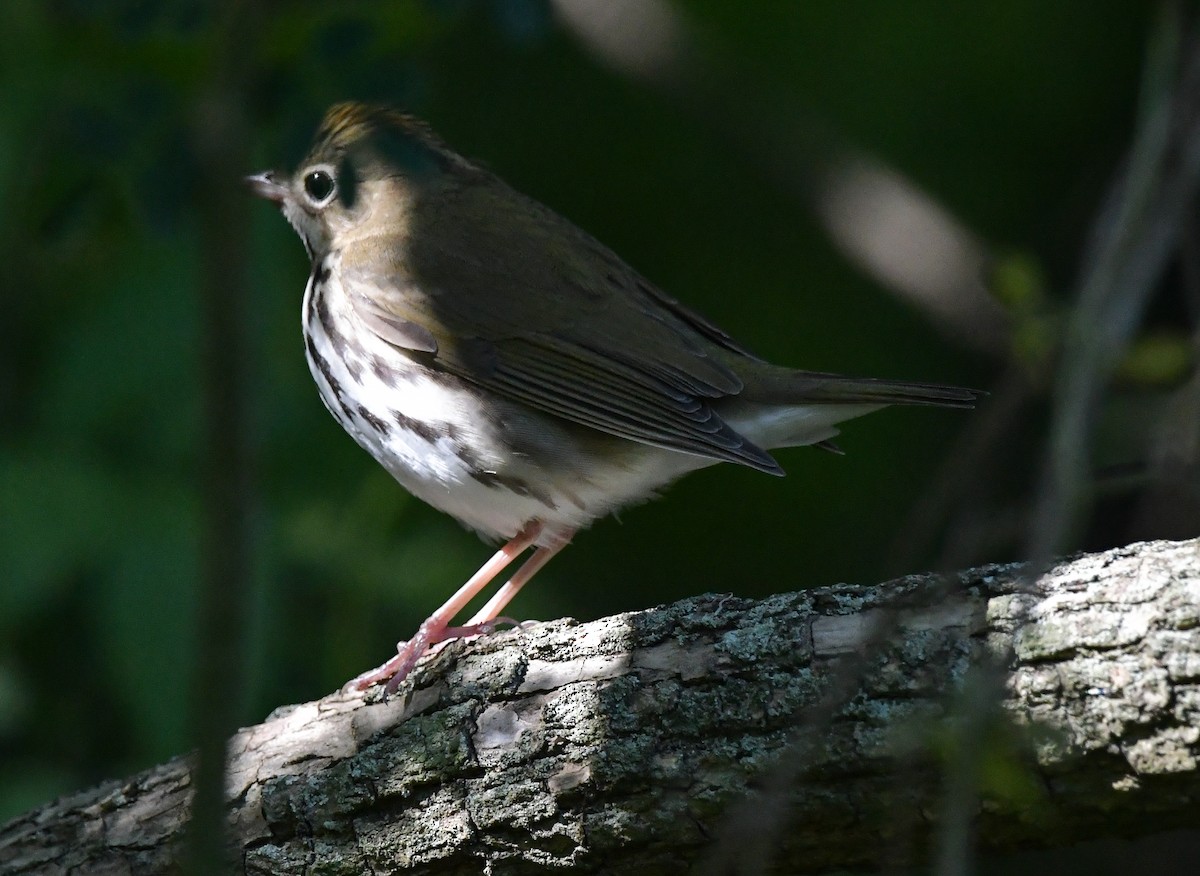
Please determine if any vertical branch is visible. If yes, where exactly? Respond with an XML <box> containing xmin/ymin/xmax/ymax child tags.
<box><xmin>190</xmin><ymin>1</ymin><xmax>259</xmax><ymax>871</ymax></box>
<box><xmin>1029</xmin><ymin>3</ymin><xmax>1200</xmax><ymax>561</ymax></box>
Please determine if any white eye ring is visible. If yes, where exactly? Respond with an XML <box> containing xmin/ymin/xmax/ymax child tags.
<box><xmin>301</xmin><ymin>166</ymin><xmax>337</xmax><ymax>207</ymax></box>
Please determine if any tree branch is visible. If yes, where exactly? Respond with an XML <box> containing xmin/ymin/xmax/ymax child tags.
<box><xmin>3</xmin><ymin>538</ymin><xmax>1198</xmax><ymax>874</ymax></box>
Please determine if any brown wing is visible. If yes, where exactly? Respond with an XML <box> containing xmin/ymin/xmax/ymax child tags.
<box><xmin>341</xmin><ymin>176</ymin><xmax>783</xmax><ymax>473</ymax></box>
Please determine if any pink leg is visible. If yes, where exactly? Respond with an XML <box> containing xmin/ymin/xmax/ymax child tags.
<box><xmin>351</xmin><ymin>522</ymin><xmax>542</xmax><ymax>694</ymax></box>
<box><xmin>463</xmin><ymin>531</ymin><xmax>572</xmax><ymax>627</ymax></box>
<box><xmin>387</xmin><ymin>534</ymin><xmax>573</xmax><ymax>686</ymax></box>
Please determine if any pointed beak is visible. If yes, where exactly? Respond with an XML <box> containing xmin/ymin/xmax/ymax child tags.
<box><xmin>244</xmin><ymin>170</ymin><xmax>287</xmax><ymax>203</ymax></box>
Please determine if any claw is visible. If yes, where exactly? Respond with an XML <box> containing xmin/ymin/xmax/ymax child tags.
<box><xmin>349</xmin><ymin>522</ymin><xmax>571</xmax><ymax>699</ymax></box>
<box><xmin>351</xmin><ymin>615</ymin><xmax>530</xmax><ymax>697</ymax></box>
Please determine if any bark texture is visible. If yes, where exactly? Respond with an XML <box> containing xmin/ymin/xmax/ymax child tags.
<box><xmin>2</xmin><ymin>538</ymin><xmax>1199</xmax><ymax>874</ymax></box>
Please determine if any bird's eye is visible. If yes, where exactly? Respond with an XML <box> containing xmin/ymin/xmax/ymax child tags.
<box><xmin>303</xmin><ymin>169</ymin><xmax>336</xmax><ymax>205</ymax></box>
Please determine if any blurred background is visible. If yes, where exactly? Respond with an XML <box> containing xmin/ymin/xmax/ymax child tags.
<box><xmin>1</xmin><ymin>0</ymin><xmax>1196</xmax><ymax>851</ymax></box>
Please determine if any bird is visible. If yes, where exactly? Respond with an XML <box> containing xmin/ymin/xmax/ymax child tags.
<box><xmin>246</xmin><ymin>102</ymin><xmax>979</xmax><ymax>695</ymax></box>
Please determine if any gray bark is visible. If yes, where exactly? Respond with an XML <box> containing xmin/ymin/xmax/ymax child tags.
<box><xmin>2</xmin><ymin>537</ymin><xmax>1198</xmax><ymax>874</ymax></box>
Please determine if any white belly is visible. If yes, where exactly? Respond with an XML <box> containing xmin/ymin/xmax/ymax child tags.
<box><xmin>301</xmin><ymin>269</ymin><xmax>711</xmax><ymax>545</ymax></box>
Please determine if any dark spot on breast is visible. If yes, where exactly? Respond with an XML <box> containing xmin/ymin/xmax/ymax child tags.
<box><xmin>357</xmin><ymin>405</ymin><xmax>391</xmax><ymax>435</ymax></box>
<box><xmin>315</xmin><ymin>261</ymin><xmax>332</xmax><ymax>285</ymax></box>
<box><xmin>315</xmin><ymin>289</ymin><xmax>341</xmax><ymax>346</ymax></box>
<box><xmin>453</xmin><ymin>442</ymin><xmax>483</xmax><ymax>473</ymax></box>
<box><xmin>305</xmin><ymin>335</ymin><xmax>357</xmax><ymax>422</ymax></box>
<box><xmin>309</xmin><ymin>346</ymin><xmax>343</xmax><ymax>400</ymax></box>
<box><xmin>392</xmin><ymin>409</ymin><xmax>441</xmax><ymax>445</ymax></box>
<box><xmin>370</xmin><ymin>354</ymin><xmax>402</xmax><ymax>387</ymax></box>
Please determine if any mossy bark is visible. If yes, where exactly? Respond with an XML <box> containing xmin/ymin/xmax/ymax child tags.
<box><xmin>2</xmin><ymin>538</ymin><xmax>1198</xmax><ymax>874</ymax></box>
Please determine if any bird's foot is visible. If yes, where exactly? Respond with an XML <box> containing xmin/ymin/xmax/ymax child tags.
<box><xmin>350</xmin><ymin>616</ymin><xmax>524</xmax><ymax>698</ymax></box>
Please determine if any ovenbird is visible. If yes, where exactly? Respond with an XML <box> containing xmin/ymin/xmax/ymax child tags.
<box><xmin>247</xmin><ymin>103</ymin><xmax>978</xmax><ymax>695</ymax></box>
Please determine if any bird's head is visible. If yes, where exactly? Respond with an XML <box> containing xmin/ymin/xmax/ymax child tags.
<box><xmin>246</xmin><ymin>102</ymin><xmax>467</xmax><ymax>262</ymax></box>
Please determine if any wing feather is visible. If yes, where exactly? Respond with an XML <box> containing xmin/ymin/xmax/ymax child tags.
<box><xmin>339</xmin><ymin>176</ymin><xmax>780</xmax><ymax>473</ymax></box>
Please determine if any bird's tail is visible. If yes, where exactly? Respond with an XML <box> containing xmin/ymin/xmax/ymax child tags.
<box><xmin>724</xmin><ymin>365</ymin><xmax>982</xmax><ymax>458</ymax></box>
<box><xmin>744</xmin><ymin>366</ymin><xmax>983</xmax><ymax>409</ymax></box>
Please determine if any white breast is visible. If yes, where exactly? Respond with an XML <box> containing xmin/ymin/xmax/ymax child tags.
<box><xmin>301</xmin><ymin>262</ymin><xmax>711</xmax><ymax>546</ymax></box>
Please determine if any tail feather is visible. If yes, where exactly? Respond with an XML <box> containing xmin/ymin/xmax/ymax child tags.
<box><xmin>745</xmin><ymin>367</ymin><xmax>983</xmax><ymax>409</ymax></box>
